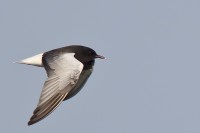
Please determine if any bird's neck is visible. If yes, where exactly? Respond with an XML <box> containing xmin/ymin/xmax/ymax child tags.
<box><xmin>83</xmin><ymin>60</ymin><xmax>95</xmax><ymax>70</ymax></box>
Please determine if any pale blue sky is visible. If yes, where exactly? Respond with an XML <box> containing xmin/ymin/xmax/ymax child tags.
<box><xmin>1</xmin><ymin>0</ymin><xmax>200</xmax><ymax>132</ymax></box>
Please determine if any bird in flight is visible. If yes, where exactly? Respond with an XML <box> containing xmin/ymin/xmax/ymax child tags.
<box><xmin>18</xmin><ymin>45</ymin><xmax>105</xmax><ymax>125</ymax></box>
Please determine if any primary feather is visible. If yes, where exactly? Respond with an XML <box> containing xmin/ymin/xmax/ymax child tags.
<box><xmin>28</xmin><ymin>52</ymin><xmax>83</xmax><ymax>125</ymax></box>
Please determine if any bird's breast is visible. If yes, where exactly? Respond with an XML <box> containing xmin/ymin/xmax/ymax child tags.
<box><xmin>64</xmin><ymin>68</ymin><xmax>93</xmax><ymax>100</ymax></box>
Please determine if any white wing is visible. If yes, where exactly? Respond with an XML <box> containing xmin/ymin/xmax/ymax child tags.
<box><xmin>28</xmin><ymin>53</ymin><xmax>83</xmax><ymax>125</ymax></box>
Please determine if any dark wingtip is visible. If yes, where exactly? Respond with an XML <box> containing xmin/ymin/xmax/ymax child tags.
<box><xmin>28</xmin><ymin>121</ymin><xmax>33</xmax><ymax>126</ymax></box>
<box><xmin>27</xmin><ymin>115</ymin><xmax>37</xmax><ymax>126</ymax></box>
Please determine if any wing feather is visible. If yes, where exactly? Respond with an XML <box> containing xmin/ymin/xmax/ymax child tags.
<box><xmin>28</xmin><ymin>93</ymin><xmax>67</xmax><ymax>125</ymax></box>
<box><xmin>28</xmin><ymin>52</ymin><xmax>83</xmax><ymax>125</ymax></box>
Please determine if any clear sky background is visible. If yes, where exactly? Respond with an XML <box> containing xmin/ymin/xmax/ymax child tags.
<box><xmin>1</xmin><ymin>0</ymin><xmax>200</xmax><ymax>133</ymax></box>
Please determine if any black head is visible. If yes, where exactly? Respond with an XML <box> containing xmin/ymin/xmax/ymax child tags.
<box><xmin>68</xmin><ymin>45</ymin><xmax>105</xmax><ymax>64</ymax></box>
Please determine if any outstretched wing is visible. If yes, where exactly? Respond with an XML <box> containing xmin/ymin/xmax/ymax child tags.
<box><xmin>28</xmin><ymin>52</ymin><xmax>83</xmax><ymax>125</ymax></box>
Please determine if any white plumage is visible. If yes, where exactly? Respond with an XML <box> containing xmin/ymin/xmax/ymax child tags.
<box><xmin>18</xmin><ymin>53</ymin><xmax>44</xmax><ymax>67</ymax></box>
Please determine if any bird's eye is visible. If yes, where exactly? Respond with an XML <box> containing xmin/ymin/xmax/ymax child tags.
<box><xmin>88</xmin><ymin>51</ymin><xmax>93</xmax><ymax>55</ymax></box>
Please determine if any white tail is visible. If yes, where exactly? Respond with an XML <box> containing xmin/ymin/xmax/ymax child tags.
<box><xmin>17</xmin><ymin>53</ymin><xmax>44</xmax><ymax>67</ymax></box>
